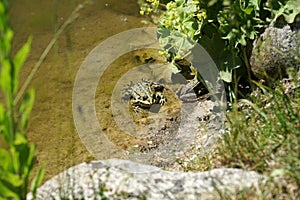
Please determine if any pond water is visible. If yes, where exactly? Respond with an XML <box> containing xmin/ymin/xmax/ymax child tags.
<box><xmin>10</xmin><ymin>0</ymin><xmax>150</xmax><ymax>181</ymax></box>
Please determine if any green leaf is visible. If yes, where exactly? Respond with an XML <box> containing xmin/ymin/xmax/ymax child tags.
<box><xmin>30</xmin><ymin>167</ymin><xmax>44</xmax><ymax>198</ymax></box>
<box><xmin>271</xmin><ymin>0</ymin><xmax>300</xmax><ymax>24</ymax></box>
<box><xmin>0</xmin><ymin>149</ymin><xmax>13</xmax><ymax>171</ymax></box>
<box><xmin>0</xmin><ymin>58</ymin><xmax>12</xmax><ymax>98</ymax></box>
<box><xmin>26</xmin><ymin>143</ymin><xmax>36</xmax><ymax>175</ymax></box>
<box><xmin>3</xmin><ymin>28</ymin><xmax>13</xmax><ymax>55</ymax></box>
<box><xmin>0</xmin><ymin>2</ymin><xmax>5</xmax><ymax>14</ymax></box>
<box><xmin>9</xmin><ymin>146</ymin><xmax>21</xmax><ymax>174</ymax></box>
<box><xmin>249</xmin><ymin>0</ymin><xmax>261</xmax><ymax>11</ymax></box>
<box><xmin>18</xmin><ymin>89</ymin><xmax>35</xmax><ymax>133</ymax></box>
<box><xmin>0</xmin><ymin>171</ymin><xmax>23</xmax><ymax>188</ymax></box>
<box><xmin>13</xmin><ymin>134</ymin><xmax>30</xmax><ymax>174</ymax></box>
<box><xmin>0</xmin><ymin>104</ymin><xmax>5</xmax><ymax>133</ymax></box>
<box><xmin>175</xmin><ymin>0</ymin><xmax>185</xmax><ymax>6</ymax></box>
<box><xmin>219</xmin><ymin>69</ymin><xmax>232</xmax><ymax>83</ymax></box>
<box><xmin>158</xmin><ymin>27</ymin><xmax>196</xmax><ymax>58</ymax></box>
<box><xmin>244</xmin><ymin>6</ymin><xmax>254</xmax><ymax>15</ymax></box>
<box><xmin>14</xmin><ymin>133</ymin><xmax>27</xmax><ymax>146</ymax></box>
<box><xmin>0</xmin><ymin>104</ymin><xmax>12</xmax><ymax>145</ymax></box>
<box><xmin>169</xmin><ymin>63</ymin><xmax>182</xmax><ymax>73</ymax></box>
<box><xmin>13</xmin><ymin>36</ymin><xmax>32</xmax><ymax>95</ymax></box>
<box><xmin>0</xmin><ymin>182</ymin><xmax>19</xmax><ymax>200</ymax></box>
<box><xmin>217</xmin><ymin>0</ymin><xmax>262</xmax><ymax>47</ymax></box>
<box><xmin>0</xmin><ymin>103</ymin><xmax>4</xmax><ymax>122</ymax></box>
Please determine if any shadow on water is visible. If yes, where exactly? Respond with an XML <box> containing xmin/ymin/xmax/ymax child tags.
<box><xmin>9</xmin><ymin>0</ymin><xmax>150</xmax><ymax>181</ymax></box>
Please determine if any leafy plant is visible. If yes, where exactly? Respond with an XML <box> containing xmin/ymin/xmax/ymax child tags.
<box><xmin>0</xmin><ymin>1</ymin><xmax>44</xmax><ymax>199</ymax></box>
<box><xmin>193</xmin><ymin>70</ymin><xmax>299</xmax><ymax>198</ymax></box>
<box><xmin>139</xmin><ymin>0</ymin><xmax>300</xmax><ymax>100</ymax></box>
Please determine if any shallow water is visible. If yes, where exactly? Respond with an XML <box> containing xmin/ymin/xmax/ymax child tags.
<box><xmin>10</xmin><ymin>0</ymin><xmax>150</xmax><ymax>181</ymax></box>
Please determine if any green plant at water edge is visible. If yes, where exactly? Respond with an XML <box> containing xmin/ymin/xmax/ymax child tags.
<box><xmin>193</xmin><ymin>72</ymin><xmax>300</xmax><ymax>198</ymax></box>
<box><xmin>139</xmin><ymin>0</ymin><xmax>300</xmax><ymax>100</ymax></box>
<box><xmin>0</xmin><ymin>1</ymin><xmax>44</xmax><ymax>199</ymax></box>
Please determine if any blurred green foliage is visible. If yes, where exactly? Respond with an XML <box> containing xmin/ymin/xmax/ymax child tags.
<box><xmin>0</xmin><ymin>1</ymin><xmax>44</xmax><ymax>199</ymax></box>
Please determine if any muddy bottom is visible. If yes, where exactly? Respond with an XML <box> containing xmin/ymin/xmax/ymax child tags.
<box><xmin>9</xmin><ymin>0</ymin><xmax>151</xmax><ymax>182</ymax></box>
<box><xmin>8</xmin><ymin>0</ymin><xmax>226</xmax><ymax>183</ymax></box>
<box><xmin>95</xmin><ymin>49</ymin><xmax>182</xmax><ymax>154</ymax></box>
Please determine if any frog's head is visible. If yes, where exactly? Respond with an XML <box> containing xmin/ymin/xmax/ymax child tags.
<box><xmin>151</xmin><ymin>82</ymin><xmax>164</xmax><ymax>92</ymax></box>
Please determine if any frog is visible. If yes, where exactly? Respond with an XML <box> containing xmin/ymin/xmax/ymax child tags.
<box><xmin>121</xmin><ymin>79</ymin><xmax>167</xmax><ymax>112</ymax></box>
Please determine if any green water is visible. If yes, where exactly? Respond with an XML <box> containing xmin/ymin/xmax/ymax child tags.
<box><xmin>10</xmin><ymin>0</ymin><xmax>148</xmax><ymax>181</ymax></box>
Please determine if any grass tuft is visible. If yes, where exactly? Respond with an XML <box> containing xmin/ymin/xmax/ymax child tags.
<box><xmin>193</xmin><ymin>69</ymin><xmax>300</xmax><ymax>199</ymax></box>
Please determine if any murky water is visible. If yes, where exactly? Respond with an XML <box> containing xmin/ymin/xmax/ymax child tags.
<box><xmin>10</xmin><ymin>0</ymin><xmax>150</xmax><ymax>181</ymax></box>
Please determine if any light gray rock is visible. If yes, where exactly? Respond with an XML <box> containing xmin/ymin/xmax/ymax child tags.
<box><xmin>250</xmin><ymin>22</ymin><xmax>300</xmax><ymax>81</ymax></box>
<box><xmin>27</xmin><ymin>159</ymin><xmax>266</xmax><ymax>200</ymax></box>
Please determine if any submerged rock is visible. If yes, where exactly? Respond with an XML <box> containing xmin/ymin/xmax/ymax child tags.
<box><xmin>27</xmin><ymin>159</ymin><xmax>266</xmax><ymax>200</ymax></box>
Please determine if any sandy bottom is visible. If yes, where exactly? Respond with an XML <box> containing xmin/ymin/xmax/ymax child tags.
<box><xmin>9</xmin><ymin>0</ymin><xmax>153</xmax><ymax>181</ymax></box>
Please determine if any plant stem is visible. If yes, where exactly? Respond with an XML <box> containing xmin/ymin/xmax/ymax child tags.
<box><xmin>13</xmin><ymin>2</ymin><xmax>87</xmax><ymax>106</ymax></box>
<box><xmin>242</xmin><ymin>45</ymin><xmax>251</xmax><ymax>82</ymax></box>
